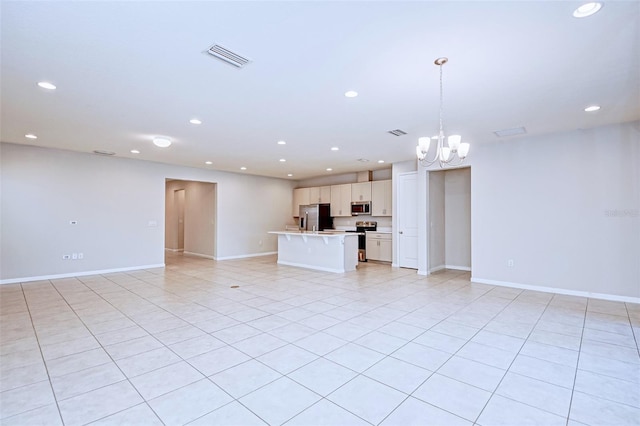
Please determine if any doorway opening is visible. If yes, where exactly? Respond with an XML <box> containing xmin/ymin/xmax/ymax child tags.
<box><xmin>165</xmin><ymin>179</ymin><xmax>217</xmax><ymax>260</ymax></box>
<box><xmin>428</xmin><ymin>167</ymin><xmax>471</xmax><ymax>273</ymax></box>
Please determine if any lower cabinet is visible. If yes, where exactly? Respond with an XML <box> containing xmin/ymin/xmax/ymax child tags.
<box><xmin>366</xmin><ymin>232</ymin><xmax>392</xmax><ymax>262</ymax></box>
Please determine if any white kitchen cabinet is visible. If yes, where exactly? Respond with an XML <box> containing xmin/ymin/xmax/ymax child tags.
<box><xmin>330</xmin><ymin>184</ymin><xmax>352</xmax><ymax>217</ymax></box>
<box><xmin>292</xmin><ymin>187</ymin><xmax>310</xmax><ymax>217</ymax></box>
<box><xmin>366</xmin><ymin>232</ymin><xmax>392</xmax><ymax>262</ymax></box>
<box><xmin>372</xmin><ymin>180</ymin><xmax>392</xmax><ymax>216</ymax></box>
<box><xmin>309</xmin><ymin>186</ymin><xmax>331</xmax><ymax>204</ymax></box>
<box><xmin>351</xmin><ymin>182</ymin><xmax>372</xmax><ymax>202</ymax></box>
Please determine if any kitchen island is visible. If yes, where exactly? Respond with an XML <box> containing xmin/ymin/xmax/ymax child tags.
<box><xmin>268</xmin><ymin>231</ymin><xmax>359</xmax><ymax>273</ymax></box>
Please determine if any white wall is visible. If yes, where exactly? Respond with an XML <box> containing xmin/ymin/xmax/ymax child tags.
<box><xmin>297</xmin><ymin>168</ymin><xmax>392</xmax><ymax>188</ymax></box>
<box><xmin>471</xmin><ymin>121</ymin><xmax>640</xmax><ymax>299</ymax></box>
<box><xmin>428</xmin><ymin>171</ymin><xmax>446</xmax><ymax>271</ymax></box>
<box><xmin>444</xmin><ymin>167</ymin><xmax>471</xmax><ymax>269</ymax></box>
<box><xmin>0</xmin><ymin>143</ymin><xmax>295</xmax><ymax>282</ymax></box>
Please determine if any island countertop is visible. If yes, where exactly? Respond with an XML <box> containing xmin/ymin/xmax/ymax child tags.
<box><xmin>268</xmin><ymin>231</ymin><xmax>357</xmax><ymax>237</ymax></box>
<box><xmin>268</xmin><ymin>231</ymin><xmax>358</xmax><ymax>273</ymax></box>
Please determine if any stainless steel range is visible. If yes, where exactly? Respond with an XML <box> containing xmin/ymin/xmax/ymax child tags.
<box><xmin>356</xmin><ymin>221</ymin><xmax>377</xmax><ymax>261</ymax></box>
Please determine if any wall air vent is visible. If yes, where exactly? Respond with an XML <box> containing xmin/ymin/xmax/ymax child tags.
<box><xmin>206</xmin><ymin>44</ymin><xmax>251</xmax><ymax>68</ymax></box>
<box><xmin>494</xmin><ymin>126</ymin><xmax>527</xmax><ymax>137</ymax></box>
<box><xmin>388</xmin><ymin>129</ymin><xmax>408</xmax><ymax>136</ymax></box>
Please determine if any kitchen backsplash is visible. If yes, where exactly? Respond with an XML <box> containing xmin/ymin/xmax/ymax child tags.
<box><xmin>333</xmin><ymin>216</ymin><xmax>392</xmax><ymax>230</ymax></box>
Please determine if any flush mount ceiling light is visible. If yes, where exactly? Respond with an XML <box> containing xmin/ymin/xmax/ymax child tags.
<box><xmin>331</xmin><ymin>147</ymin><xmax>339</xmax><ymax>151</ymax></box>
<box><xmin>573</xmin><ymin>2</ymin><xmax>603</xmax><ymax>18</ymax></box>
<box><xmin>585</xmin><ymin>105</ymin><xmax>601</xmax><ymax>112</ymax></box>
<box><xmin>344</xmin><ymin>90</ymin><xmax>358</xmax><ymax>98</ymax></box>
<box><xmin>130</xmin><ymin>149</ymin><xmax>140</xmax><ymax>154</ymax></box>
<box><xmin>153</xmin><ymin>137</ymin><xmax>171</xmax><ymax>148</ymax></box>
<box><xmin>37</xmin><ymin>81</ymin><xmax>56</xmax><ymax>90</ymax></box>
<box><xmin>277</xmin><ymin>140</ymin><xmax>286</xmax><ymax>145</ymax></box>
<box><xmin>189</xmin><ymin>118</ymin><xmax>202</xmax><ymax>125</ymax></box>
<box><xmin>25</xmin><ymin>134</ymin><xmax>38</xmax><ymax>139</ymax></box>
<box><xmin>416</xmin><ymin>57</ymin><xmax>470</xmax><ymax>168</ymax></box>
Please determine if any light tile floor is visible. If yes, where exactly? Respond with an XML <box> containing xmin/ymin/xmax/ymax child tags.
<box><xmin>1</xmin><ymin>252</ymin><xmax>639</xmax><ymax>425</ymax></box>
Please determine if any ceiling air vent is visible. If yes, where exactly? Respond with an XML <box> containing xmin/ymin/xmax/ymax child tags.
<box><xmin>93</xmin><ymin>150</ymin><xmax>115</xmax><ymax>156</ymax></box>
<box><xmin>494</xmin><ymin>126</ymin><xmax>527</xmax><ymax>137</ymax></box>
<box><xmin>206</xmin><ymin>44</ymin><xmax>251</xmax><ymax>68</ymax></box>
<box><xmin>388</xmin><ymin>129</ymin><xmax>407</xmax><ymax>136</ymax></box>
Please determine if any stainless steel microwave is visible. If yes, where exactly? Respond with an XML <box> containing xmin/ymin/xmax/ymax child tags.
<box><xmin>351</xmin><ymin>201</ymin><xmax>371</xmax><ymax>216</ymax></box>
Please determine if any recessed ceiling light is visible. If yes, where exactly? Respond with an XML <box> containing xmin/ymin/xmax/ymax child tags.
<box><xmin>240</xmin><ymin>166</ymin><xmax>247</xmax><ymax>170</ymax></box>
<box><xmin>153</xmin><ymin>137</ymin><xmax>171</xmax><ymax>148</ymax></box>
<box><xmin>130</xmin><ymin>149</ymin><xmax>140</xmax><ymax>154</ymax></box>
<box><xmin>189</xmin><ymin>118</ymin><xmax>202</xmax><ymax>125</ymax></box>
<box><xmin>37</xmin><ymin>81</ymin><xmax>56</xmax><ymax>90</ymax></box>
<box><xmin>326</xmin><ymin>168</ymin><xmax>333</xmax><ymax>171</ymax></box>
<box><xmin>205</xmin><ymin>161</ymin><xmax>212</xmax><ymax>165</ymax></box>
<box><xmin>287</xmin><ymin>173</ymin><xmax>293</xmax><ymax>177</ymax></box>
<box><xmin>279</xmin><ymin>158</ymin><xmax>286</xmax><ymax>162</ymax></box>
<box><xmin>378</xmin><ymin>160</ymin><xmax>385</xmax><ymax>164</ymax></box>
<box><xmin>25</xmin><ymin>134</ymin><xmax>38</xmax><ymax>139</ymax></box>
<box><xmin>277</xmin><ymin>140</ymin><xmax>286</xmax><ymax>145</ymax></box>
<box><xmin>344</xmin><ymin>90</ymin><xmax>358</xmax><ymax>98</ymax></box>
<box><xmin>573</xmin><ymin>2</ymin><xmax>602</xmax><ymax>18</ymax></box>
<box><xmin>331</xmin><ymin>147</ymin><xmax>339</xmax><ymax>151</ymax></box>
<box><xmin>584</xmin><ymin>105</ymin><xmax>601</xmax><ymax>112</ymax></box>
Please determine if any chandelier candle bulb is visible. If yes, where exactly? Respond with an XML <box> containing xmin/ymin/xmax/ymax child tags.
<box><xmin>458</xmin><ymin>143</ymin><xmax>470</xmax><ymax>159</ymax></box>
<box><xmin>448</xmin><ymin>135</ymin><xmax>461</xmax><ymax>151</ymax></box>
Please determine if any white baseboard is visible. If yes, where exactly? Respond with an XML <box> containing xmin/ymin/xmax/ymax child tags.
<box><xmin>446</xmin><ymin>264</ymin><xmax>472</xmax><ymax>272</ymax></box>
<box><xmin>215</xmin><ymin>251</ymin><xmax>277</xmax><ymax>261</ymax></box>
<box><xmin>277</xmin><ymin>260</ymin><xmax>348</xmax><ymax>274</ymax></box>
<box><xmin>0</xmin><ymin>263</ymin><xmax>166</xmax><ymax>285</ymax></box>
<box><xmin>183</xmin><ymin>251</ymin><xmax>215</xmax><ymax>260</ymax></box>
<box><xmin>429</xmin><ymin>264</ymin><xmax>446</xmax><ymax>273</ymax></box>
<box><xmin>428</xmin><ymin>264</ymin><xmax>471</xmax><ymax>274</ymax></box>
<box><xmin>471</xmin><ymin>277</ymin><xmax>640</xmax><ymax>304</ymax></box>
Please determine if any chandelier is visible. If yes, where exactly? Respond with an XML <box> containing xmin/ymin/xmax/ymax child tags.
<box><xmin>416</xmin><ymin>57</ymin><xmax>470</xmax><ymax>167</ymax></box>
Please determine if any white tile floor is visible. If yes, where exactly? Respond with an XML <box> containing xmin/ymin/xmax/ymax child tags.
<box><xmin>1</xmin><ymin>252</ymin><xmax>639</xmax><ymax>425</ymax></box>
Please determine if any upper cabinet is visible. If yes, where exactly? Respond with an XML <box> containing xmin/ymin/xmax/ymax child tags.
<box><xmin>351</xmin><ymin>182</ymin><xmax>372</xmax><ymax>202</ymax></box>
<box><xmin>330</xmin><ymin>184</ymin><xmax>352</xmax><ymax>217</ymax></box>
<box><xmin>292</xmin><ymin>187</ymin><xmax>310</xmax><ymax>217</ymax></box>
<box><xmin>308</xmin><ymin>186</ymin><xmax>331</xmax><ymax>204</ymax></box>
<box><xmin>372</xmin><ymin>180</ymin><xmax>392</xmax><ymax>216</ymax></box>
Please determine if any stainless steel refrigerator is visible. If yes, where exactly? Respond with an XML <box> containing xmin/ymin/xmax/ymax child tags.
<box><xmin>298</xmin><ymin>204</ymin><xmax>333</xmax><ymax>232</ymax></box>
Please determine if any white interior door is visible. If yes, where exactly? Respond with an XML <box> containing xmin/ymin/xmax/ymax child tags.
<box><xmin>398</xmin><ymin>172</ymin><xmax>418</xmax><ymax>269</ymax></box>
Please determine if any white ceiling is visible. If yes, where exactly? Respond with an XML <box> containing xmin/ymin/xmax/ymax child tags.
<box><xmin>1</xmin><ymin>1</ymin><xmax>638</xmax><ymax>180</ymax></box>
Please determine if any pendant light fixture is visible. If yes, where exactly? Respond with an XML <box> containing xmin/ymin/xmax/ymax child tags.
<box><xmin>416</xmin><ymin>57</ymin><xmax>470</xmax><ymax>167</ymax></box>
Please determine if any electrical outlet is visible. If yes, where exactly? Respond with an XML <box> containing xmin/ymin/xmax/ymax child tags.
<box><xmin>69</xmin><ymin>220</ymin><xmax>78</xmax><ymax>225</ymax></box>
<box><xmin>72</xmin><ymin>253</ymin><xmax>78</xmax><ymax>260</ymax></box>
<box><xmin>62</xmin><ymin>254</ymin><xmax>71</xmax><ymax>260</ymax></box>
<box><xmin>507</xmin><ymin>259</ymin><xmax>514</xmax><ymax>267</ymax></box>
<box><xmin>78</xmin><ymin>253</ymin><xmax>84</xmax><ymax>259</ymax></box>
